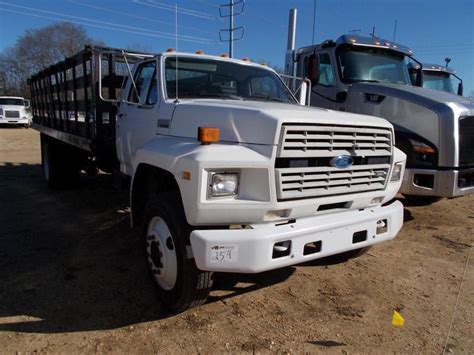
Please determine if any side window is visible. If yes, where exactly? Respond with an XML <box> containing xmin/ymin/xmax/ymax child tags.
<box><xmin>249</xmin><ymin>76</ymin><xmax>278</xmax><ymax>98</ymax></box>
<box><xmin>317</xmin><ymin>53</ymin><xmax>335</xmax><ymax>87</ymax></box>
<box><xmin>128</xmin><ymin>61</ymin><xmax>157</xmax><ymax>105</ymax></box>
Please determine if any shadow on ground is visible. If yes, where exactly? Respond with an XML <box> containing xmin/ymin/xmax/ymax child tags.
<box><xmin>0</xmin><ymin>163</ymin><xmax>299</xmax><ymax>334</ymax></box>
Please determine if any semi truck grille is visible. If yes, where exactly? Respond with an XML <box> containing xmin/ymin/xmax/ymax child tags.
<box><xmin>459</xmin><ymin>116</ymin><xmax>474</xmax><ymax>166</ymax></box>
<box><xmin>5</xmin><ymin>110</ymin><xmax>20</xmax><ymax>118</ymax></box>
<box><xmin>275</xmin><ymin>123</ymin><xmax>392</xmax><ymax>201</ymax></box>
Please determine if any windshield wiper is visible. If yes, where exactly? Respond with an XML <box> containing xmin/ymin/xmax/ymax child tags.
<box><xmin>246</xmin><ymin>94</ymin><xmax>287</xmax><ymax>103</ymax></box>
<box><xmin>346</xmin><ymin>79</ymin><xmax>381</xmax><ymax>83</ymax></box>
<box><xmin>197</xmin><ymin>92</ymin><xmax>243</xmax><ymax>100</ymax></box>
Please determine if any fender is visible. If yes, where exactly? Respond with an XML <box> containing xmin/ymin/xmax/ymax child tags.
<box><xmin>131</xmin><ymin>135</ymin><xmax>274</xmax><ymax>226</ymax></box>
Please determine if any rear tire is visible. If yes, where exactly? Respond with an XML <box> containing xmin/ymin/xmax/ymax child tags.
<box><xmin>143</xmin><ymin>192</ymin><xmax>213</xmax><ymax>313</ymax></box>
<box><xmin>40</xmin><ymin>134</ymin><xmax>80</xmax><ymax>189</ymax></box>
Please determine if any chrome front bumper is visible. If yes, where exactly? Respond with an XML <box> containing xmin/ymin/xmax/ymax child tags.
<box><xmin>400</xmin><ymin>167</ymin><xmax>474</xmax><ymax>198</ymax></box>
<box><xmin>0</xmin><ymin>118</ymin><xmax>29</xmax><ymax>125</ymax></box>
<box><xmin>190</xmin><ymin>200</ymin><xmax>403</xmax><ymax>273</ymax></box>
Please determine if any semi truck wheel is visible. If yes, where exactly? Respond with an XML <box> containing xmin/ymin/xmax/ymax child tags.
<box><xmin>40</xmin><ymin>134</ymin><xmax>80</xmax><ymax>188</ymax></box>
<box><xmin>143</xmin><ymin>192</ymin><xmax>213</xmax><ymax>313</ymax></box>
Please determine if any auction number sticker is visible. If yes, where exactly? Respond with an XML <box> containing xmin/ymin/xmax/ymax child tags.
<box><xmin>209</xmin><ymin>245</ymin><xmax>238</xmax><ymax>263</ymax></box>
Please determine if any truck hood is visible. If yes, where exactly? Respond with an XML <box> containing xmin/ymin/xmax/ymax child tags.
<box><xmin>348</xmin><ymin>82</ymin><xmax>473</xmax><ymax>110</ymax></box>
<box><xmin>0</xmin><ymin>105</ymin><xmax>26</xmax><ymax>111</ymax></box>
<box><xmin>346</xmin><ymin>83</ymin><xmax>474</xmax><ymax>167</ymax></box>
<box><xmin>170</xmin><ymin>99</ymin><xmax>392</xmax><ymax>145</ymax></box>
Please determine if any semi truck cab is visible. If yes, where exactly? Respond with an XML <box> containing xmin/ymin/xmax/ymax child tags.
<box><xmin>408</xmin><ymin>62</ymin><xmax>463</xmax><ymax>96</ymax></box>
<box><xmin>0</xmin><ymin>96</ymin><xmax>31</xmax><ymax>127</ymax></box>
<box><xmin>292</xmin><ymin>34</ymin><xmax>474</xmax><ymax>203</ymax></box>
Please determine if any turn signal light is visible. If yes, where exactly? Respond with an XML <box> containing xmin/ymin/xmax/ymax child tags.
<box><xmin>166</xmin><ymin>48</ymin><xmax>175</xmax><ymax>52</ymax></box>
<box><xmin>195</xmin><ymin>50</ymin><xmax>204</xmax><ymax>54</ymax></box>
<box><xmin>413</xmin><ymin>145</ymin><xmax>435</xmax><ymax>155</ymax></box>
<box><xmin>198</xmin><ymin>127</ymin><xmax>219</xmax><ymax>145</ymax></box>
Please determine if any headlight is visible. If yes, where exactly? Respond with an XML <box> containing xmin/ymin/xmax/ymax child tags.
<box><xmin>408</xmin><ymin>138</ymin><xmax>437</xmax><ymax>166</ymax></box>
<box><xmin>210</xmin><ymin>173</ymin><xmax>239</xmax><ymax>197</ymax></box>
<box><xmin>390</xmin><ymin>162</ymin><xmax>403</xmax><ymax>181</ymax></box>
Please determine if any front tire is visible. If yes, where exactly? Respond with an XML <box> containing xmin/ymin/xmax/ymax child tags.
<box><xmin>143</xmin><ymin>192</ymin><xmax>213</xmax><ymax>313</ymax></box>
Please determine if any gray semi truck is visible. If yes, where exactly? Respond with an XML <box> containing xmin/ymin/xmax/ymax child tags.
<box><xmin>408</xmin><ymin>62</ymin><xmax>463</xmax><ymax>96</ymax></box>
<box><xmin>286</xmin><ymin>32</ymin><xmax>474</xmax><ymax>204</ymax></box>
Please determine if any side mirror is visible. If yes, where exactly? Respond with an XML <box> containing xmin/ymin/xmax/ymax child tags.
<box><xmin>415</xmin><ymin>68</ymin><xmax>423</xmax><ymax>87</ymax></box>
<box><xmin>457</xmin><ymin>82</ymin><xmax>463</xmax><ymax>96</ymax></box>
<box><xmin>298</xmin><ymin>80</ymin><xmax>308</xmax><ymax>105</ymax></box>
<box><xmin>24</xmin><ymin>99</ymin><xmax>31</xmax><ymax>108</ymax></box>
<box><xmin>308</xmin><ymin>54</ymin><xmax>319</xmax><ymax>86</ymax></box>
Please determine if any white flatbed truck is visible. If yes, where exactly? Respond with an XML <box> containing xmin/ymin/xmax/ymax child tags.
<box><xmin>29</xmin><ymin>46</ymin><xmax>406</xmax><ymax>312</ymax></box>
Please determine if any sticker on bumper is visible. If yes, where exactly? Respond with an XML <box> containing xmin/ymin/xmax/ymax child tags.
<box><xmin>210</xmin><ymin>245</ymin><xmax>238</xmax><ymax>263</ymax></box>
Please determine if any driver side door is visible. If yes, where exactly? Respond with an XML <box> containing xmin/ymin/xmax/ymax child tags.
<box><xmin>310</xmin><ymin>52</ymin><xmax>338</xmax><ymax>110</ymax></box>
<box><xmin>116</xmin><ymin>60</ymin><xmax>159</xmax><ymax>176</ymax></box>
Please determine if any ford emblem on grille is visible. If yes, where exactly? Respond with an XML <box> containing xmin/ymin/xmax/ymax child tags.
<box><xmin>330</xmin><ymin>155</ymin><xmax>354</xmax><ymax>169</ymax></box>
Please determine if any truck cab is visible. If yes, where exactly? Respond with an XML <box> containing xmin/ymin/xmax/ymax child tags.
<box><xmin>0</xmin><ymin>96</ymin><xmax>31</xmax><ymax>127</ymax></box>
<box><xmin>294</xmin><ymin>34</ymin><xmax>474</xmax><ymax>203</ymax></box>
<box><xmin>408</xmin><ymin>62</ymin><xmax>463</xmax><ymax>96</ymax></box>
<box><xmin>30</xmin><ymin>46</ymin><xmax>405</xmax><ymax>313</ymax></box>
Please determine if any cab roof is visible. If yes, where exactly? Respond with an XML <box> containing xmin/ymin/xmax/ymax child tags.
<box><xmin>407</xmin><ymin>62</ymin><xmax>456</xmax><ymax>74</ymax></box>
<box><xmin>297</xmin><ymin>34</ymin><xmax>413</xmax><ymax>57</ymax></box>
<box><xmin>159</xmin><ymin>51</ymin><xmax>275</xmax><ymax>72</ymax></box>
<box><xmin>0</xmin><ymin>96</ymin><xmax>25</xmax><ymax>100</ymax></box>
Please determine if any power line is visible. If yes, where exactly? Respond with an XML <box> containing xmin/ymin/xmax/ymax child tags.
<box><xmin>195</xmin><ymin>0</ymin><xmax>220</xmax><ymax>8</ymax></box>
<box><xmin>0</xmin><ymin>1</ymin><xmax>213</xmax><ymax>44</ymax></box>
<box><xmin>0</xmin><ymin>7</ymin><xmax>212</xmax><ymax>44</ymax></box>
<box><xmin>132</xmin><ymin>0</ymin><xmax>216</xmax><ymax>20</ymax></box>
<box><xmin>148</xmin><ymin>0</ymin><xmax>215</xmax><ymax>18</ymax></box>
<box><xmin>68</xmin><ymin>0</ymin><xmax>215</xmax><ymax>35</ymax></box>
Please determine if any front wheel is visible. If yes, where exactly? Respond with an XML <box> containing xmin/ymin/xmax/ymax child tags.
<box><xmin>143</xmin><ymin>192</ymin><xmax>213</xmax><ymax>313</ymax></box>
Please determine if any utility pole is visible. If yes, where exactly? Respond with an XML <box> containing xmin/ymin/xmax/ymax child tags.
<box><xmin>219</xmin><ymin>0</ymin><xmax>245</xmax><ymax>58</ymax></box>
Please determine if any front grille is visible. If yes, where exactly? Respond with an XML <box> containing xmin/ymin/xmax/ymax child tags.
<box><xmin>459</xmin><ymin>116</ymin><xmax>474</xmax><ymax>166</ymax></box>
<box><xmin>276</xmin><ymin>123</ymin><xmax>392</xmax><ymax>201</ymax></box>
<box><xmin>5</xmin><ymin>110</ymin><xmax>20</xmax><ymax>118</ymax></box>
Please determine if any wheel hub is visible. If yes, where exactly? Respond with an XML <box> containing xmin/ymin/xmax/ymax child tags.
<box><xmin>146</xmin><ymin>217</ymin><xmax>177</xmax><ymax>290</ymax></box>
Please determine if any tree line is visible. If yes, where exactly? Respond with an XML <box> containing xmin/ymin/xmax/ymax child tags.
<box><xmin>0</xmin><ymin>22</ymin><xmax>95</xmax><ymax>98</ymax></box>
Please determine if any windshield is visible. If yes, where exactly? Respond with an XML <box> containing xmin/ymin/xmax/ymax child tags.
<box><xmin>0</xmin><ymin>98</ymin><xmax>24</xmax><ymax>106</ymax></box>
<box><xmin>337</xmin><ymin>47</ymin><xmax>410</xmax><ymax>85</ymax></box>
<box><xmin>422</xmin><ymin>71</ymin><xmax>456</xmax><ymax>94</ymax></box>
<box><xmin>165</xmin><ymin>57</ymin><xmax>296</xmax><ymax>104</ymax></box>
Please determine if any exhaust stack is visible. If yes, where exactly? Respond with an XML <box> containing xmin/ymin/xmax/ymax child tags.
<box><xmin>284</xmin><ymin>8</ymin><xmax>297</xmax><ymax>78</ymax></box>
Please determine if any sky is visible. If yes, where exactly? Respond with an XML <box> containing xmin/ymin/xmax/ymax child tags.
<box><xmin>1</xmin><ymin>0</ymin><xmax>473</xmax><ymax>94</ymax></box>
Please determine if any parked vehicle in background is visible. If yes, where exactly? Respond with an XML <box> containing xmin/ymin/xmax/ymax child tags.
<box><xmin>29</xmin><ymin>45</ymin><xmax>405</xmax><ymax>313</ymax></box>
<box><xmin>408</xmin><ymin>63</ymin><xmax>463</xmax><ymax>96</ymax></box>
<box><xmin>0</xmin><ymin>96</ymin><xmax>31</xmax><ymax>127</ymax></box>
<box><xmin>287</xmin><ymin>31</ymin><xmax>474</xmax><ymax>205</ymax></box>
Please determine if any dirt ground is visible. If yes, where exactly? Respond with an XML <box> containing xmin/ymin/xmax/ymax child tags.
<box><xmin>0</xmin><ymin>128</ymin><xmax>472</xmax><ymax>354</ymax></box>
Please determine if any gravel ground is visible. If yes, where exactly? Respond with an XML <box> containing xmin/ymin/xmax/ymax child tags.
<box><xmin>0</xmin><ymin>128</ymin><xmax>472</xmax><ymax>354</ymax></box>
